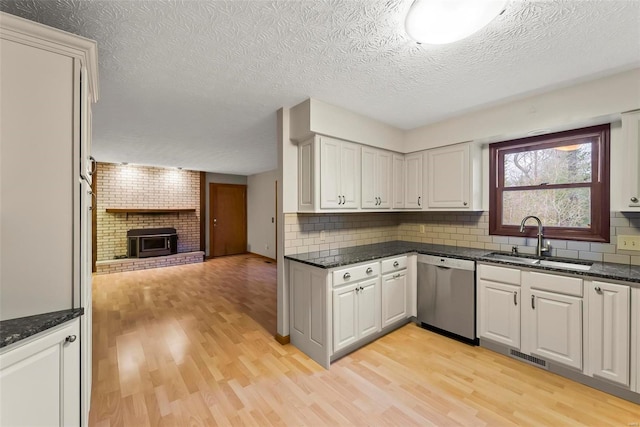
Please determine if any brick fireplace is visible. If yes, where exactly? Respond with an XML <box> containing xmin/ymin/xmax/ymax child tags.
<box><xmin>95</xmin><ymin>163</ymin><xmax>204</xmax><ymax>274</ymax></box>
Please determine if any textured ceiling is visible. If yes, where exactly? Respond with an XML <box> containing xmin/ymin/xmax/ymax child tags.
<box><xmin>1</xmin><ymin>0</ymin><xmax>639</xmax><ymax>175</ymax></box>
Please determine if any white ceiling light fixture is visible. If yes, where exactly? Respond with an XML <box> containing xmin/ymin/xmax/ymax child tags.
<box><xmin>405</xmin><ymin>0</ymin><xmax>509</xmax><ymax>45</ymax></box>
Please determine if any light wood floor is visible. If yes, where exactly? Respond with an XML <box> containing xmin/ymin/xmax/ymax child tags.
<box><xmin>90</xmin><ymin>254</ymin><xmax>639</xmax><ymax>426</ymax></box>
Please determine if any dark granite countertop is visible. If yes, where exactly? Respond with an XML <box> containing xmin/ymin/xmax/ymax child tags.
<box><xmin>0</xmin><ymin>308</ymin><xmax>84</xmax><ymax>349</ymax></box>
<box><xmin>284</xmin><ymin>241</ymin><xmax>640</xmax><ymax>286</ymax></box>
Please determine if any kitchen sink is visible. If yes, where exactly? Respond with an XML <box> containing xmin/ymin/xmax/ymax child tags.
<box><xmin>483</xmin><ymin>253</ymin><xmax>541</xmax><ymax>265</ymax></box>
<box><xmin>484</xmin><ymin>252</ymin><xmax>593</xmax><ymax>271</ymax></box>
<box><xmin>537</xmin><ymin>259</ymin><xmax>593</xmax><ymax>271</ymax></box>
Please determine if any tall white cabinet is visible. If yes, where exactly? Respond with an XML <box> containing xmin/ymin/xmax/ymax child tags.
<box><xmin>0</xmin><ymin>12</ymin><xmax>98</xmax><ymax>426</ymax></box>
<box><xmin>622</xmin><ymin>110</ymin><xmax>640</xmax><ymax>210</ymax></box>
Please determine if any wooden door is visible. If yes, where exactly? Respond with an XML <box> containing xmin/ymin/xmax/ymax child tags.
<box><xmin>377</xmin><ymin>150</ymin><xmax>393</xmax><ymax>208</ymax></box>
<box><xmin>333</xmin><ymin>284</ymin><xmax>358</xmax><ymax>352</ymax></box>
<box><xmin>339</xmin><ymin>141</ymin><xmax>360</xmax><ymax>208</ymax></box>
<box><xmin>393</xmin><ymin>154</ymin><xmax>405</xmax><ymax>208</ymax></box>
<box><xmin>320</xmin><ymin>137</ymin><xmax>341</xmax><ymax>208</ymax></box>
<box><xmin>361</xmin><ymin>146</ymin><xmax>377</xmax><ymax>209</ymax></box>
<box><xmin>381</xmin><ymin>271</ymin><xmax>407</xmax><ymax>327</ymax></box>
<box><xmin>210</xmin><ymin>183</ymin><xmax>247</xmax><ymax>257</ymax></box>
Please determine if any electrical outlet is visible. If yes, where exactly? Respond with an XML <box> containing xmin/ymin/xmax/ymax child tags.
<box><xmin>617</xmin><ymin>235</ymin><xmax>640</xmax><ymax>251</ymax></box>
<box><xmin>320</xmin><ymin>230</ymin><xmax>325</xmax><ymax>241</ymax></box>
<box><xmin>420</xmin><ymin>225</ymin><xmax>425</xmax><ymax>234</ymax></box>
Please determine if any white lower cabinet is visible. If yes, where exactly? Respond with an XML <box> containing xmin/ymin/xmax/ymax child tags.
<box><xmin>0</xmin><ymin>319</ymin><xmax>80</xmax><ymax>427</ymax></box>
<box><xmin>289</xmin><ymin>261</ymin><xmax>330</xmax><ymax>368</ymax></box>
<box><xmin>333</xmin><ymin>277</ymin><xmax>380</xmax><ymax>353</ymax></box>
<box><xmin>477</xmin><ymin>264</ymin><xmax>521</xmax><ymax>348</ymax></box>
<box><xmin>525</xmin><ymin>289</ymin><xmax>582</xmax><ymax>370</ymax></box>
<box><xmin>478</xmin><ymin>279</ymin><xmax>521</xmax><ymax>348</ymax></box>
<box><xmin>587</xmin><ymin>281</ymin><xmax>630</xmax><ymax>386</ymax></box>
<box><xmin>290</xmin><ymin>255</ymin><xmax>416</xmax><ymax>367</ymax></box>
<box><xmin>381</xmin><ymin>270</ymin><xmax>408</xmax><ymax>328</ymax></box>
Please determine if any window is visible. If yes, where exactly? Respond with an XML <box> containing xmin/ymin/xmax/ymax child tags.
<box><xmin>489</xmin><ymin>124</ymin><xmax>610</xmax><ymax>242</ymax></box>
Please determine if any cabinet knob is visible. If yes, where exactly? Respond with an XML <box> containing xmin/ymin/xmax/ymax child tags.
<box><xmin>463</xmin><ymin>202</ymin><xmax>468</xmax><ymax>206</ymax></box>
<box><xmin>594</xmin><ymin>286</ymin><xmax>602</xmax><ymax>293</ymax></box>
<box><xmin>65</xmin><ymin>335</ymin><xmax>77</xmax><ymax>343</ymax></box>
<box><xmin>343</xmin><ymin>272</ymin><xmax>351</xmax><ymax>279</ymax></box>
<box><xmin>393</xmin><ymin>261</ymin><xmax>399</xmax><ymax>267</ymax></box>
<box><xmin>366</xmin><ymin>267</ymin><xmax>373</xmax><ymax>274</ymax></box>
<box><xmin>632</xmin><ymin>197</ymin><xmax>639</xmax><ymax>203</ymax></box>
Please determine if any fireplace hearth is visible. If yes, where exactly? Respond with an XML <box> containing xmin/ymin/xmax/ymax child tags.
<box><xmin>127</xmin><ymin>227</ymin><xmax>178</xmax><ymax>258</ymax></box>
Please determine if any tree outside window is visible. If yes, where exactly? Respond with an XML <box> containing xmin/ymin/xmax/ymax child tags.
<box><xmin>489</xmin><ymin>124</ymin><xmax>610</xmax><ymax>242</ymax></box>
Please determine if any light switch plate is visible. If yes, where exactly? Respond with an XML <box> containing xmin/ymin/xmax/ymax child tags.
<box><xmin>617</xmin><ymin>235</ymin><xmax>640</xmax><ymax>251</ymax></box>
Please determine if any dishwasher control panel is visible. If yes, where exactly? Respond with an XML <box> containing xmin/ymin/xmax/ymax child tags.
<box><xmin>417</xmin><ymin>254</ymin><xmax>475</xmax><ymax>271</ymax></box>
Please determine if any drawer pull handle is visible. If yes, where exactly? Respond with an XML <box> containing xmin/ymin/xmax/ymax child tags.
<box><xmin>65</xmin><ymin>335</ymin><xmax>77</xmax><ymax>343</ymax></box>
<box><xmin>631</xmin><ymin>197</ymin><xmax>639</xmax><ymax>203</ymax></box>
<box><xmin>366</xmin><ymin>267</ymin><xmax>373</xmax><ymax>274</ymax></box>
<box><xmin>343</xmin><ymin>272</ymin><xmax>351</xmax><ymax>280</ymax></box>
<box><xmin>513</xmin><ymin>291</ymin><xmax>518</xmax><ymax>306</ymax></box>
<box><xmin>393</xmin><ymin>261</ymin><xmax>399</xmax><ymax>267</ymax></box>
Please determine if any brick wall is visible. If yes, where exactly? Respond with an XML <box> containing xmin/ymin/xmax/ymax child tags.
<box><xmin>284</xmin><ymin>211</ymin><xmax>640</xmax><ymax>265</ymax></box>
<box><xmin>96</xmin><ymin>163</ymin><xmax>201</xmax><ymax>261</ymax></box>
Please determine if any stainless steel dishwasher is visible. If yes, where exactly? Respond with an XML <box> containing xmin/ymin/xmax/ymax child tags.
<box><xmin>417</xmin><ymin>254</ymin><xmax>477</xmax><ymax>344</ymax></box>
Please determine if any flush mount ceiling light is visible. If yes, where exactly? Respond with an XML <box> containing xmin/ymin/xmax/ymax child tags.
<box><xmin>405</xmin><ymin>0</ymin><xmax>508</xmax><ymax>45</ymax></box>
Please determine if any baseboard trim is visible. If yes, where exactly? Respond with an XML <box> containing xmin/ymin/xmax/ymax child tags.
<box><xmin>248</xmin><ymin>252</ymin><xmax>277</xmax><ymax>263</ymax></box>
<box><xmin>274</xmin><ymin>334</ymin><xmax>290</xmax><ymax>345</ymax></box>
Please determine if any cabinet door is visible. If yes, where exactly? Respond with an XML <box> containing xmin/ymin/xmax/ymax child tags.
<box><xmin>340</xmin><ymin>141</ymin><xmax>360</xmax><ymax>208</ymax></box>
<box><xmin>377</xmin><ymin>150</ymin><xmax>393</xmax><ymax>208</ymax></box>
<box><xmin>588</xmin><ymin>281</ymin><xmax>630</xmax><ymax>386</ymax></box>
<box><xmin>478</xmin><ymin>280</ymin><xmax>521</xmax><ymax>348</ymax></box>
<box><xmin>427</xmin><ymin>144</ymin><xmax>470</xmax><ymax>208</ymax></box>
<box><xmin>382</xmin><ymin>271</ymin><xmax>407</xmax><ymax>328</ymax></box>
<box><xmin>320</xmin><ymin>138</ymin><xmax>342</xmax><ymax>208</ymax></box>
<box><xmin>528</xmin><ymin>290</ymin><xmax>582</xmax><ymax>369</ymax></box>
<box><xmin>333</xmin><ymin>284</ymin><xmax>358</xmax><ymax>352</ymax></box>
<box><xmin>393</xmin><ymin>154</ymin><xmax>405</xmax><ymax>208</ymax></box>
<box><xmin>298</xmin><ymin>138</ymin><xmax>315</xmax><ymax>210</ymax></box>
<box><xmin>361</xmin><ymin>147</ymin><xmax>377</xmax><ymax>209</ymax></box>
<box><xmin>623</xmin><ymin>110</ymin><xmax>640</xmax><ymax>209</ymax></box>
<box><xmin>0</xmin><ymin>319</ymin><xmax>80</xmax><ymax>427</ymax></box>
<box><xmin>404</xmin><ymin>153</ymin><xmax>423</xmax><ymax>209</ymax></box>
<box><xmin>357</xmin><ymin>278</ymin><xmax>381</xmax><ymax>340</ymax></box>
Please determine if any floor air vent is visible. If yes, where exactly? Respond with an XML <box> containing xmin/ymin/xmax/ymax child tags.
<box><xmin>509</xmin><ymin>349</ymin><xmax>548</xmax><ymax>369</ymax></box>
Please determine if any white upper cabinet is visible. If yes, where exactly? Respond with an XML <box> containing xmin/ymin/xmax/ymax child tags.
<box><xmin>404</xmin><ymin>152</ymin><xmax>424</xmax><ymax>209</ymax></box>
<box><xmin>321</xmin><ymin>137</ymin><xmax>359</xmax><ymax>209</ymax></box>
<box><xmin>361</xmin><ymin>146</ymin><xmax>392</xmax><ymax>209</ymax></box>
<box><xmin>297</xmin><ymin>135</ymin><xmax>360</xmax><ymax>211</ymax></box>
<box><xmin>392</xmin><ymin>154</ymin><xmax>405</xmax><ymax>208</ymax></box>
<box><xmin>623</xmin><ymin>110</ymin><xmax>640</xmax><ymax>210</ymax></box>
<box><xmin>426</xmin><ymin>142</ymin><xmax>482</xmax><ymax>210</ymax></box>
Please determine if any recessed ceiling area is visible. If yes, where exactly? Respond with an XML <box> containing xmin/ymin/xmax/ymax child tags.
<box><xmin>1</xmin><ymin>0</ymin><xmax>639</xmax><ymax>175</ymax></box>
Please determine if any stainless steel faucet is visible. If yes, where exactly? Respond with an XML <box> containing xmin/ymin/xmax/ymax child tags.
<box><xmin>519</xmin><ymin>215</ymin><xmax>550</xmax><ymax>257</ymax></box>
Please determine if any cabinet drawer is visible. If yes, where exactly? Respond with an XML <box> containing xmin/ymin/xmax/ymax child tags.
<box><xmin>527</xmin><ymin>271</ymin><xmax>583</xmax><ymax>297</ymax></box>
<box><xmin>333</xmin><ymin>262</ymin><xmax>379</xmax><ymax>287</ymax></box>
<box><xmin>478</xmin><ymin>263</ymin><xmax>520</xmax><ymax>286</ymax></box>
<box><xmin>381</xmin><ymin>256</ymin><xmax>407</xmax><ymax>274</ymax></box>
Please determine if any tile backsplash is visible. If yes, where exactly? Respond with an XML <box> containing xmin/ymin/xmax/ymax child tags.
<box><xmin>284</xmin><ymin>211</ymin><xmax>640</xmax><ymax>266</ymax></box>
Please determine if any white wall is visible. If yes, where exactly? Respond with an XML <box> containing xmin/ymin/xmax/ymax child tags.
<box><xmin>405</xmin><ymin>68</ymin><xmax>640</xmax><ymax>151</ymax></box>
<box><xmin>205</xmin><ymin>172</ymin><xmax>248</xmax><ymax>256</ymax></box>
<box><xmin>247</xmin><ymin>169</ymin><xmax>277</xmax><ymax>259</ymax></box>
